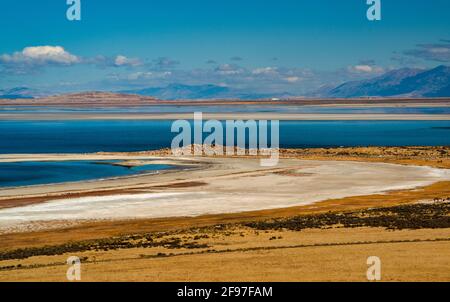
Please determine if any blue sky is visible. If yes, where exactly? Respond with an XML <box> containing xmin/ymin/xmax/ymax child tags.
<box><xmin>0</xmin><ymin>0</ymin><xmax>449</xmax><ymax>94</ymax></box>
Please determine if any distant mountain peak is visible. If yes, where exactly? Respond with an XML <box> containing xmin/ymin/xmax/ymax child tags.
<box><xmin>0</xmin><ymin>87</ymin><xmax>48</xmax><ymax>99</ymax></box>
<box><xmin>324</xmin><ymin>65</ymin><xmax>449</xmax><ymax>98</ymax></box>
<box><xmin>432</xmin><ymin>64</ymin><xmax>450</xmax><ymax>71</ymax></box>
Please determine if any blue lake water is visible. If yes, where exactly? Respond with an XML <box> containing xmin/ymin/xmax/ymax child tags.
<box><xmin>0</xmin><ymin>161</ymin><xmax>172</xmax><ymax>188</ymax></box>
<box><xmin>0</xmin><ymin>120</ymin><xmax>449</xmax><ymax>154</ymax></box>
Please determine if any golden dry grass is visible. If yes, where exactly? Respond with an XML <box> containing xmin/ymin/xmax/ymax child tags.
<box><xmin>1</xmin><ymin>227</ymin><xmax>449</xmax><ymax>282</ymax></box>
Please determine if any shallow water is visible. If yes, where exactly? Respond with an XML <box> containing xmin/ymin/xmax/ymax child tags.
<box><xmin>0</xmin><ymin>161</ymin><xmax>171</xmax><ymax>188</ymax></box>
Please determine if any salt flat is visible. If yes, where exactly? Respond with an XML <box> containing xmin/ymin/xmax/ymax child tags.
<box><xmin>0</xmin><ymin>155</ymin><xmax>449</xmax><ymax>233</ymax></box>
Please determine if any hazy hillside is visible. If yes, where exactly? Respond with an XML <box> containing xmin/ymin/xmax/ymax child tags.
<box><xmin>121</xmin><ymin>83</ymin><xmax>291</xmax><ymax>100</ymax></box>
<box><xmin>0</xmin><ymin>87</ymin><xmax>44</xmax><ymax>99</ymax></box>
<box><xmin>325</xmin><ymin>65</ymin><xmax>450</xmax><ymax>98</ymax></box>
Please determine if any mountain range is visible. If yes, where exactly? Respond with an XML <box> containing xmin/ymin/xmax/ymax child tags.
<box><xmin>1</xmin><ymin>65</ymin><xmax>449</xmax><ymax>100</ymax></box>
<box><xmin>0</xmin><ymin>87</ymin><xmax>45</xmax><ymax>99</ymax></box>
<box><xmin>323</xmin><ymin>65</ymin><xmax>450</xmax><ymax>98</ymax></box>
<box><xmin>120</xmin><ymin>84</ymin><xmax>291</xmax><ymax>100</ymax></box>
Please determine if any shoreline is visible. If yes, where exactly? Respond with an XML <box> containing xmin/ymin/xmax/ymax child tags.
<box><xmin>1</xmin><ymin>113</ymin><xmax>450</xmax><ymax>120</ymax></box>
<box><xmin>2</xmin><ymin>97</ymin><xmax>450</xmax><ymax>107</ymax></box>
<box><xmin>0</xmin><ymin>147</ymin><xmax>450</xmax><ymax>234</ymax></box>
<box><xmin>0</xmin><ymin>179</ymin><xmax>449</xmax><ymax>255</ymax></box>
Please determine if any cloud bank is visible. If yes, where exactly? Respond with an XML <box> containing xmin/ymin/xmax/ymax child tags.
<box><xmin>402</xmin><ymin>40</ymin><xmax>450</xmax><ymax>62</ymax></box>
<box><xmin>2</xmin><ymin>39</ymin><xmax>447</xmax><ymax>96</ymax></box>
<box><xmin>0</xmin><ymin>46</ymin><xmax>80</xmax><ymax>74</ymax></box>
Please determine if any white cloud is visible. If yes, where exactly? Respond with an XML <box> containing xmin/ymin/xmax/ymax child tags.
<box><xmin>215</xmin><ymin>64</ymin><xmax>244</xmax><ymax>75</ymax></box>
<box><xmin>429</xmin><ymin>47</ymin><xmax>450</xmax><ymax>54</ymax></box>
<box><xmin>126</xmin><ymin>71</ymin><xmax>172</xmax><ymax>80</ymax></box>
<box><xmin>348</xmin><ymin>64</ymin><xmax>384</xmax><ymax>74</ymax></box>
<box><xmin>252</xmin><ymin>67</ymin><xmax>278</xmax><ymax>75</ymax></box>
<box><xmin>114</xmin><ymin>55</ymin><xmax>141</xmax><ymax>67</ymax></box>
<box><xmin>284</xmin><ymin>76</ymin><xmax>301</xmax><ymax>83</ymax></box>
<box><xmin>1</xmin><ymin>46</ymin><xmax>80</xmax><ymax>65</ymax></box>
<box><xmin>0</xmin><ymin>46</ymin><xmax>81</xmax><ymax>74</ymax></box>
<box><xmin>353</xmin><ymin>65</ymin><xmax>373</xmax><ymax>72</ymax></box>
<box><xmin>0</xmin><ymin>47</ymin><xmax>146</xmax><ymax>74</ymax></box>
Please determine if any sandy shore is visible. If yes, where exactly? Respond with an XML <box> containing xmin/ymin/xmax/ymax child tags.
<box><xmin>1</xmin><ymin>113</ymin><xmax>450</xmax><ymax>120</ymax></box>
<box><xmin>1</xmin><ymin>153</ymin><xmax>449</xmax><ymax>233</ymax></box>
